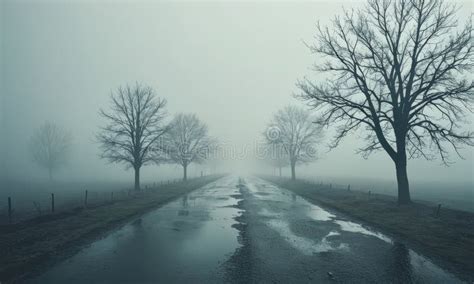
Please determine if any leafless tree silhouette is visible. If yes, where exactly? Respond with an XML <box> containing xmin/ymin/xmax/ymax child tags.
<box><xmin>97</xmin><ymin>83</ymin><xmax>168</xmax><ymax>191</ymax></box>
<box><xmin>261</xmin><ymin>142</ymin><xmax>288</xmax><ymax>177</ymax></box>
<box><xmin>30</xmin><ymin>122</ymin><xmax>72</xmax><ymax>181</ymax></box>
<box><xmin>266</xmin><ymin>106</ymin><xmax>323</xmax><ymax>180</ymax></box>
<box><xmin>160</xmin><ymin>113</ymin><xmax>214</xmax><ymax>181</ymax></box>
<box><xmin>298</xmin><ymin>0</ymin><xmax>473</xmax><ymax>204</ymax></box>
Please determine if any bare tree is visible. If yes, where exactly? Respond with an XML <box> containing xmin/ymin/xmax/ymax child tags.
<box><xmin>160</xmin><ymin>113</ymin><xmax>214</xmax><ymax>181</ymax></box>
<box><xmin>203</xmin><ymin>143</ymin><xmax>222</xmax><ymax>175</ymax></box>
<box><xmin>97</xmin><ymin>83</ymin><xmax>167</xmax><ymax>191</ymax></box>
<box><xmin>266</xmin><ymin>106</ymin><xmax>323</xmax><ymax>180</ymax></box>
<box><xmin>298</xmin><ymin>0</ymin><xmax>473</xmax><ymax>204</ymax></box>
<box><xmin>30</xmin><ymin>122</ymin><xmax>72</xmax><ymax>181</ymax></box>
<box><xmin>261</xmin><ymin>142</ymin><xmax>288</xmax><ymax>177</ymax></box>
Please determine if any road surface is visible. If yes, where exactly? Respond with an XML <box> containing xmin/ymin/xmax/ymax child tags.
<box><xmin>30</xmin><ymin>176</ymin><xmax>462</xmax><ymax>283</ymax></box>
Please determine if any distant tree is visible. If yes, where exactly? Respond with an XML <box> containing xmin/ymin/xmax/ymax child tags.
<box><xmin>30</xmin><ymin>122</ymin><xmax>72</xmax><ymax>181</ymax></box>
<box><xmin>261</xmin><ymin>142</ymin><xmax>288</xmax><ymax>177</ymax></box>
<box><xmin>266</xmin><ymin>106</ymin><xmax>323</xmax><ymax>180</ymax></box>
<box><xmin>298</xmin><ymin>0</ymin><xmax>473</xmax><ymax>204</ymax></box>
<box><xmin>203</xmin><ymin>144</ymin><xmax>222</xmax><ymax>175</ymax></box>
<box><xmin>160</xmin><ymin>113</ymin><xmax>214</xmax><ymax>181</ymax></box>
<box><xmin>97</xmin><ymin>83</ymin><xmax>168</xmax><ymax>191</ymax></box>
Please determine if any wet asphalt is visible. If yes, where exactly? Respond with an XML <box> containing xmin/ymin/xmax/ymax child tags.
<box><xmin>30</xmin><ymin>176</ymin><xmax>463</xmax><ymax>283</ymax></box>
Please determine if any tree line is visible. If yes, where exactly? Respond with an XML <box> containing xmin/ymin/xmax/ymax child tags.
<box><xmin>97</xmin><ymin>83</ymin><xmax>216</xmax><ymax>190</ymax></box>
<box><xmin>30</xmin><ymin>83</ymin><xmax>216</xmax><ymax>190</ymax></box>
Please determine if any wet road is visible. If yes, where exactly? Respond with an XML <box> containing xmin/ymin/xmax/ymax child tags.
<box><xmin>31</xmin><ymin>176</ymin><xmax>463</xmax><ymax>283</ymax></box>
<box><xmin>238</xmin><ymin>176</ymin><xmax>462</xmax><ymax>283</ymax></box>
<box><xmin>31</xmin><ymin>176</ymin><xmax>243</xmax><ymax>283</ymax></box>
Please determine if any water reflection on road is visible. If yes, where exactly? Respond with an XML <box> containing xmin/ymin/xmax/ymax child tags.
<box><xmin>30</xmin><ymin>175</ymin><xmax>464</xmax><ymax>283</ymax></box>
<box><xmin>31</xmin><ymin>176</ymin><xmax>242</xmax><ymax>283</ymax></box>
<box><xmin>244</xmin><ymin>176</ymin><xmax>462</xmax><ymax>283</ymax></box>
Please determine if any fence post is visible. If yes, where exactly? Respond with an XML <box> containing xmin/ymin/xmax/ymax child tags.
<box><xmin>347</xmin><ymin>184</ymin><xmax>351</xmax><ymax>191</ymax></box>
<box><xmin>8</xmin><ymin>197</ymin><xmax>12</xmax><ymax>224</ymax></box>
<box><xmin>111</xmin><ymin>192</ymin><xmax>114</xmax><ymax>202</ymax></box>
<box><xmin>51</xmin><ymin>193</ymin><xmax>55</xmax><ymax>213</ymax></box>
<box><xmin>84</xmin><ymin>190</ymin><xmax>88</xmax><ymax>207</ymax></box>
<box><xmin>329</xmin><ymin>183</ymin><xmax>332</xmax><ymax>189</ymax></box>
<box><xmin>436</xmin><ymin>204</ymin><xmax>442</xmax><ymax>217</ymax></box>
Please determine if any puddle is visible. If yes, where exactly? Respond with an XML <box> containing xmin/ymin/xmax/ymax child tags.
<box><xmin>267</xmin><ymin>219</ymin><xmax>349</xmax><ymax>255</ymax></box>
<box><xmin>334</xmin><ymin>220</ymin><xmax>392</xmax><ymax>243</ymax></box>
<box><xmin>307</xmin><ymin>205</ymin><xmax>336</xmax><ymax>221</ymax></box>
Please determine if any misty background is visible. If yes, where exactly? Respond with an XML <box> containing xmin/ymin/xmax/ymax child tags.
<box><xmin>0</xmin><ymin>1</ymin><xmax>472</xmax><ymax>209</ymax></box>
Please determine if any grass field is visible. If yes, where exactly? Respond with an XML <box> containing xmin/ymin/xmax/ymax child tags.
<box><xmin>295</xmin><ymin>174</ymin><xmax>474</xmax><ymax>213</ymax></box>
<box><xmin>0</xmin><ymin>178</ymin><xmax>186</xmax><ymax>224</ymax></box>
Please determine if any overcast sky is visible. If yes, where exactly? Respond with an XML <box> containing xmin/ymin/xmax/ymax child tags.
<box><xmin>1</xmin><ymin>0</ymin><xmax>472</xmax><ymax>186</ymax></box>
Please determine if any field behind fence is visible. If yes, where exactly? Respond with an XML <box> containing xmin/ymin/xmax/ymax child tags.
<box><xmin>0</xmin><ymin>177</ymin><xmax>197</xmax><ymax>225</ymax></box>
<box><xmin>267</xmin><ymin>173</ymin><xmax>474</xmax><ymax>213</ymax></box>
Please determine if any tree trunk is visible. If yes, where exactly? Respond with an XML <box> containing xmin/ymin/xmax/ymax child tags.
<box><xmin>134</xmin><ymin>167</ymin><xmax>140</xmax><ymax>191</ymax></box>
<box><xmin>183</xmin><ymin>164</ymin><xmax>188</xmax><ymax>181</ymax></box>
<box><xmin>290</xmin><ymin>161</ymin><xmax>296</xmax><ymax>180</ymax></box>
<box><xmin>395</xmin><ymin>159</ymin><xmax>411</xmax><ymax>205</ymax></box>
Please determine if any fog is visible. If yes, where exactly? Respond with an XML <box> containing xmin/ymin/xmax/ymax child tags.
<box><xmin>1</xmin><ymin>0</ymin><xmax>472</xmax><ymax>196</ymax></box>
<box><xmin>1</xmin><ymin>2</ymin><xmax>474</xmax><ymax>282</ymax></box>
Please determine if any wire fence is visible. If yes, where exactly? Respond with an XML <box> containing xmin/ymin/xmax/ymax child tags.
<box><xmin>263</xmin><ymin>174</ymin><xmax>474</xmax><ymax>214</ymax></box>
<box><xmin>0</xmin><ymin>177</ymin><xmax>196</xmax><ymax>225</ymax></box>
<box><xmin>266</xmin><ymin>175</ymin><xmax>382</xmax><ymax>195</ymax></box>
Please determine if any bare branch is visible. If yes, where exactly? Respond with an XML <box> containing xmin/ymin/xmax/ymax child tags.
<box><xmin>97</xmin><ymin>83</ymin><xmax>168</xmax><ymax>172</ymax></box>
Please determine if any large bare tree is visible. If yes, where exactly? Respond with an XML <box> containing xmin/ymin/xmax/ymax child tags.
<box><xmin>30</xmin><ymin>122</ymin><xmax>72</xmax><ymax>181</ymax></box>
<box><xmin>97</xmin><ymin>83</ymin><xmax>167</xmax><ymax>191</ymax></box>
<box><xmin>266</xmin><ymin>106</ymin><xmax>323</xmax><ymax>180</ymax></box>
<box><xmin>298</xmin><ymin>0</ymin><xmax>473</xmax><ymax>204</ymax></box>
<box><xmin>160</xmin><ymin>113</ymin><xmax>214</xmax><ymax>181</ymax></box>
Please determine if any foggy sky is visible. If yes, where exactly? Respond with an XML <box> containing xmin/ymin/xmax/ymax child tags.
<box><xmin>1</xmin><ymin>0</ymin><xmax>472</xmax><ymax>186</ymax></box>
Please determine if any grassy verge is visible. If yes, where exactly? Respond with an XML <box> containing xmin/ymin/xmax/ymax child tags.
<box><xmin>0</xmin><ymin>175</ymin><xmax>223</xmax><ymax>283</ymax></box>
<box><xmin>261</xmin><ymin>176</ymin><xmax>474</xmax><ymax>280</ymax></box>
